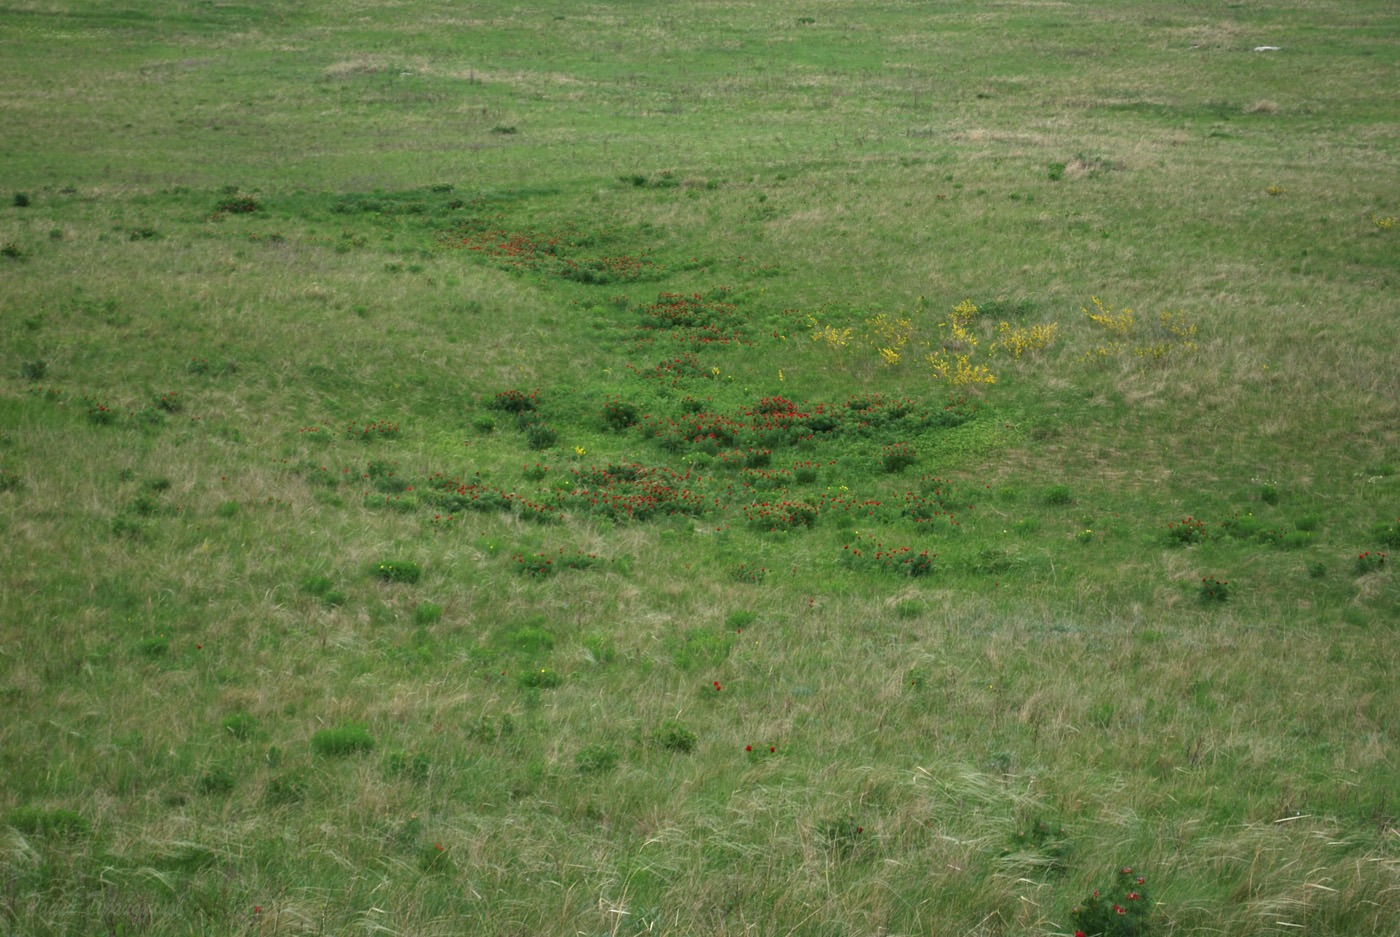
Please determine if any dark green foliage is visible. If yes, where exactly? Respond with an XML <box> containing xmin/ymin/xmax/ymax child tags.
<box><xmin>1044</xmin><ymin>484</ymin><xmax>1074</xmax><ymax>505</ymax></box>
<box><xmin>504</xmin><ymin>625</ymin><xmax>554</xmax><ymax>654</ymax></box>
<box><xmin>215</xmin><ymin>192</ymin><xmax>259</xmax><ymax>213</ymax></box>
<box><xmin>1071</xmin><ymin>867</ymin><xmax>1153</xmax><ymax>937</ymax></box>
<box><xmin>487</xmin><ymin>389</ymin><xmax>539</xmax><ymax>413</ymax></box>
<box><xmin>5</xmin><ymin>807</ymin><xmax>88</xmax><ymax>837</ymax></box>
<box><xmin>525</xmin><ymin>423</ymin><xmax>558</xmax><ymax>450</ymax></box>
<box><xmin>197</xmin><ymin>767</ymin><xmax>236</xmax><ymax>795</ymax></box>
<box><xmin>264</xmin><ymin>773</ymin><xmax>306</xmax><ymax>805</ymax></box>
<box><xmin>419</xmin><ymin>842</ymin><xmax>455</xmax><ymax>873</ymax></box>
<box><xmin>602</xmin><ymin>399</ymin><xmax>640</xmax><ymax>430</ymax></box>
<box><xmin>372</xmin><ymin>560</ymin><xmax>422</xmax><ymax>584</ymax></box>
<box><xmin>725</xmin><ymin>610</ymin><xmax>757</xmax><ymax>630</ymax></box>
<box><xmin>87</xmin><ymin>401</ymin><xmax>118</xmax><ymax>425</ymax></box>
<box><xmin>20</xmin><ymin>359</ymin><xmax>46</xmax><ymax>381</ymax></box>
<box><xmin>222</xmin><ymin>712</ymin><xmax>258</xmax><ymax>740</ymax></box>
<box><xmin>1164</xmin><ymin>516</ymin><xmax>1206</xmax><ymax>545</ymax></box>
<box><xmin>1371</xmin><ymin>518</ymin><xmax>1400</xmax><ymax>547</ymax></box>
<box><xmin>1355</xmin><ymin>551</ymin><xmax>1386</xmax><ymax>575</ymax></box>
<box><xmin>516</xmin><ymin>668</ymin><xmax>562</xmax><ymax>689</ymax></box>
<box><xmin>575</xmin><ymin>744</ymin><xmax>620</xmax><ymax>774</ymax></box>
<box><xmin>730</xmin><ymin>562</ymin><xmax>766</xmax><ymax>583</ymax></box>
<box><xmin>881</xmin><ymin>443</ymin><xmax>918</xmax><ymax>473</ymax></box>
<box><xmin>302</xmin><ymin>575</ymin><xmax>335</xmax><ymax>596</ymax></box>
<box><xmin>1199</xmin><ymin>576</ymin><xmax>1230</xmax><ymax>603</ymax></box>
<box><xmin>412</xmin><ymin>602</ymin><xmax>443</xmax><ymax>625</ymax></box>
<box><xmin>651</xmin><ymin>720</ymin><xmax>697</xmax><ymax>753</ymax></box>
<box><xmin>135</xmin><ymin>635</ymin><xmax>169</xmax><ymax>658</ymax></box>
<box><xmin>816</xmin><ymin>815</ymin><xmax>865</xmax><ymax>858</ymax></box>
<box><xmin>312</xmin><ymin>722</ymin><xmax>376</xmax><ymax>756</ymax></box>
<box><xmin>385</xmin><ymin>750</ymin><xmax>432</xmax><ymax>782</ymax></box>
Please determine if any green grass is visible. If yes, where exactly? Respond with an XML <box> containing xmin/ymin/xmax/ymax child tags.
<box><xmin>1</xmin><ymin>2</ymin><xmax>1397</xmax><ymax>934</ymax></box>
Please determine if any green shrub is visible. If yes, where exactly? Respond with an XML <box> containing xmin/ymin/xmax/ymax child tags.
<box><xmin>725</xmin><ymin>610</ymin><xmax>757</xmax><ymax>630</ymax></box>
<box><xmin>372</xmin><ymin>560</ymin><xmax>421</xmax><ymax>584</ymax></box>
<box><xmin>602</xmin><ymin>400</ymin><xmax>640</xmax><ymax>430</ymax></box>
<box><xmin>1164</xmin><ymin>516</ymin><xmax>1206</xmax><ymax>545</ymax></box>
<box><xmin>1199</xmin><ymin>576</ymin><xmax>1230</xmax><ymax>603</ymax></box>
<box><xmin>517</xmin><ymin>668</ymin><xmax>562</xmax><ymax>689</ymax></box>
<box><xmin>1355</xmin><ymin>551</ymin><xmax>1387</xmax><ymax>575</ymax></box>
<box><xmin>1071</xmin><ymin>866</ymin><xmax>1153</xmax><ymax>937</ymax></box>
<box><xmin>652</xmin><ymin>721</ymin><xmax>698</xmax><ymax>753</ymax></box>
<box><xmin>881</xmin><ymin>443</ymin><xmax>918</xmax><ymax>474</ymax></box>
<box><xmin>222</xmin><ymin>711</ymin><xmax>258</xmax><ymax>740</ymax></box>
<box><xmin>412</xmin><ymin>602</ymin><xmax>443</xmax><ymax>625</ymax></box>
<box><xmin>575</xmin><ymin>744</ymin><xmax>620</xmax><ymax>774</ymax></box>
<box><xmin>197</xmin><ymin>767</ymin><xmax>236</xmax><ymax>795</ymax></box>
<box><xmin>525</xmin><ymin>423</ymin><xmax>558</xmax><ymax>450</ymax></box>
<box><xmin>1044</xmin><ymin>484</ymin><xmax>1074</xmax><ymax>505</ymax></box>
<box><xmin>311</xmin><ymin>722</ymin><xmax>376</xmax><ymax>756</ymax></box>
<box><xmin>505</xmin><ymin>626</ymin><xmax>554</xmax><ymax>654</ymax></box>
<box><xmin>487</xmin><ymin>388</ymin><xmax>538</xmax><ymax>413</ymax></box>
<box><xmin>385</xmin><ymin>750</ymin><xmax>432</xmax><ymax>782</ymax></box>
<box><xmin>730</xmin><ymin>563</ymin><xmax>766</xmax><ymax>583</ymax></box>
<box><xmin>1371</xmin><ymin>518</ymin><xmax>1400</xmax><ymax>548</ymax></box>
<box><xmin>419</xmin><ymin>842</ymin><xmax>455</xmax><ymax>874</ymax></box>
<box><xmin>135</xmin><ymin>635</ymin><xmax>169</xmax><ymax>658</ymax></box>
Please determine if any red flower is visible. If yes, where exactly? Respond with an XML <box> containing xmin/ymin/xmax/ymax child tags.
<box><xmin>1076</xmin><ymin>932</ymin><xmax>1086</xmax><ymax>937</ymax></box>
<box><xmin>1115</xmin><ymin>904</ymin><xmax>1126</xmax><ymax>915</ymax></box>
<box><xmin>745</xmin><ymin>745</ymin><xmax>752</xmax><ymax>752</ymax></box>
<box><xmin>1127</xmin><ymin>892</ymin><xmax>1140</xmax><ymax>900</ymax></box>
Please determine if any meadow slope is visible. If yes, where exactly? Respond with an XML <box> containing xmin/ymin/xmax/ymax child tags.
<box><xmin>1</xmin><ymin>2</ymin><xmax>1397</xmax><ymax>935</ymax></box>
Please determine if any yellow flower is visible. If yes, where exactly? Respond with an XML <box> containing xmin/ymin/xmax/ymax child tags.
<box><xmin>574</xmin><ymin>446</ymin><xmax>587</xmax><ymax>456</ymax></box>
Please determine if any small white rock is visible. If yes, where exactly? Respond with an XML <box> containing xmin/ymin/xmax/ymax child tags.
<box><xmin>1253</xmin><ymin>46</ymin><xmax>1281</xmax><ymax>52</ymax></box>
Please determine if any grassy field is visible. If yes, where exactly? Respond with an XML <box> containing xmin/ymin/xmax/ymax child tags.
<box><xmin>1</xmin><ymin>2</ymin><xmax>1397</xmax><ymax>934</ymax></box>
